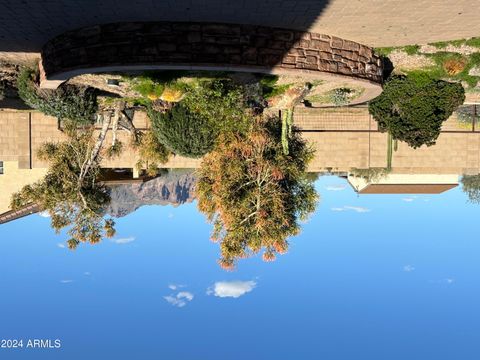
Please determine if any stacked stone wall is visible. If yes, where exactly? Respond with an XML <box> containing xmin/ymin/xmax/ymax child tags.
<box><xmin>41</xmin><ymin>22</ymin><xmax>383</xmax><ymax>85</ymax></box>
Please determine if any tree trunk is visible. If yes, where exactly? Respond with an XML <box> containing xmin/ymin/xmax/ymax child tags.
<box><xmin>78</xmin><ymin>110</ymin><xmax>112</xmax><ymax>184</ymax></box>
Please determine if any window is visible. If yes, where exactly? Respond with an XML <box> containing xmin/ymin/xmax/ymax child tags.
<box><xmin>0</xmin><ymin>161</ymin><xmax>3</xmax><ymax>175</ymax></box>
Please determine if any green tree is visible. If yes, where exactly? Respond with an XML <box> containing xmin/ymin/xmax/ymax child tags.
<box><xmin>149</xmin><ymin>103</ymin><xmax>218</xmax><ymax>158</ymax></box>
<box><xmin>17</xmin><ymin>67</ymin><xmax>97</xmax><ymax>125</ymax></box>
<box><xmin>196</xmin><ymin>116</ymin><xmax>318</xmax><ymax>270</ymax></box>
<box><xmin>11</xmin><ymin>124</ymin><xmax>115</xmax><ymax>248</ymax></box>
<box><xmin>134</xmin><ymin>129</ymin><xmax>171</xmax><ymax>176</ymax></box>
<box><xmin>461</xmin><ymin>174</ymin><xmax>480</xmax><ymax>203</ymax></box>
<box><xmin>369</xmin><ymin>75</ymin><xmax>465</xmax><ymax>148</ymax></box>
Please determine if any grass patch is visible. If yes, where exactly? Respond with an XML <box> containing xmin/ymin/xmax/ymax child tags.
<box><xmin>123</xmin><ymin>71</ymin><xmax>193</xmax><ymax>101</ymax></box>
<box><xmin>465</xmin><ymin>37</ymin><xmax>480</xmax><ymax>48</ymax></box>
<box><xmin>374</xmin><ymin>45</ymin><xmax>419</xmax><ymax>56</ymax></box>
<box><xmin>402</xmin><ymin>51</ymin><xmax>480</xmax><ymax>88</ymax></box>
<box><xmin>403</xmin><ymin>45</ymin><xmax>420</xmax><ymax>55</ymax></box>
<box><xmin>428</xmin><ymin>37</ymin><xmax>480</xmax><ymax>49</ymax></box>
<box><xmin>374</xmin><ymin>47</ymin><xmax>396</xmax><ymax>57</ymax></box>
<box><xmin>258</xmin><ymin>74</ymin><xmax>291</xmax><ymax>99</ymax></box>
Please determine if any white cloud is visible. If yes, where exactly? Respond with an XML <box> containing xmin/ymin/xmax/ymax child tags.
<box><xmin>207</xmin><ymin>280</ymin><xmax>257</xmax><ymax>298</ymax></box>
<box><xmin>402</xmin><ymin>198</ymin><xmax>415</xmax><ymax>202</ymax></box>
<box><xmin>331</xmin><ymin>206</ymin><xmax>370</xmax><ymax>213</ymax></box>
<box><xmin>403</xmin><ymin>265</ymin><xmax>415</xmax><ymax>272</ymax></box>
<box><xmin>430</xmin><ymin>278</ymin><xmax>455</xmax><ymax>285</ymax></box>
<box><xmin>110</xmin><ymin>237</ymin><xmax>136</xmax><ymax>244</ymax></box>
<box><xmin>168</xmin><ymin>284</ymin><xmax>185</xmax><ymax>290</ymax></box>
<box><xmin>84</xmin><ymin>272</ymin><xmax>91</xmax><ymax>276</ymax></box>
<box><xmin>177</xmin><ymin>291</ymin><xmax>194</xmax><ymax>301</ymax></box>
<box><xmin>344</xmin><ymin>206</ymin><xmax>370</xmax><ymax>213</ymax></box>
<box><xmin>326</xmin><ymin>185</ymin><xmax>346</xmax><ymax>191</ymax></box>
<box><xmin>57</xmin><ymin>243</ymin><xmax>66</xmax><ymax>249</ymax></box>
<box><xmin>60</xmin><ymin>280</ymin><xmax>73</xmax><ymax>284</ymax></box>
<box><xmin>39</xmin><ymin>211</ymin><xmax>50</xmax><ymax>218</ymax></box>
<box><xmin>164</xmin><ymin>291</ymin><xmax>194</xmax><ymax>307</ymax></box>
<box><xmin>168</xmin><ymin>213</ymin><xmax>174</xmax><ymax>219</ymax></box>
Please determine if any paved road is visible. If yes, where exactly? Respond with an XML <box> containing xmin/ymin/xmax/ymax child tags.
<box><xmin>0</xmin><ymin>0</ymin><xmax>479</xmax><ymax>51</ymax></box>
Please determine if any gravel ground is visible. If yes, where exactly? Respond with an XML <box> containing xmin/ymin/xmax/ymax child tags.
<box><xmin>420</xmin><ymin>44</ymin><xmax>480</xmax><ymax>56</ymax></box>
<box><xmin>388</xmin><ymin>50</ymin><xmax>435</xmax><ymax>71</ymax></box>
<box><xmin>67</xmin><ymin>73</ymin><xmax>139</xmax><ymax>98</ymax></box>
<box><xmin>0</xmin><ymin>52</ymin><xmax>39</xmax><ymax>66</ymax></box>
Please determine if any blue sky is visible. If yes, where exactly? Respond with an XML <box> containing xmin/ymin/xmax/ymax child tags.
<box><xmin>1</xmin><ymin>175</ymin><xmax>480</xmax><ymax>360</ymax></box>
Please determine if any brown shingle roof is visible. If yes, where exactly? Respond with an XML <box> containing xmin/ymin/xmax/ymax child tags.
<box><xmin>359</xmin><ymin>184</ymin><xmax>458</xmax><ymax>194</ymax></box>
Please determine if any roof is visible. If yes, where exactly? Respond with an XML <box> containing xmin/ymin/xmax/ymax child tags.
<box><xmin>0</xmin><ymin>203</ymin><xmax>40</xmax><ymax>224</ymax></box>
<box><xmin>359</xmin><ymin>184</ymin><xmax>458</xmax><ymax>194</ymax></box>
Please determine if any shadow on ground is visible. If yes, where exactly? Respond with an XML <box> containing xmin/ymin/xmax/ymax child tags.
<box><xmin>0</xmin><ymin>0</ymin><xmax>330</xmax><ymax>52</ymax></box>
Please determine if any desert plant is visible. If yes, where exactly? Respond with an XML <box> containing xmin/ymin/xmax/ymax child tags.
<box><xmin>134</xmin><ymin>130</ymin><xmax>171</xmax><ymax>176</ymax></box>
<box><xmin>281</xmin><ymin>108</ymin><xmax>294</xmax><ymax>155</ymax></box>
<box><xmin>181</xmin><ymin>79</ymin><xmax>250</xmax><ymax>135</ymax></box>
<box><xmin>369</xmin><ymin>74</ymin><xmax>465</xmax><ymax>148</ymax></box>
<box><xmin>160</xmin><ymin>87</ymin><xmax>184</xmax><ymax>102</ymax></box>
<box><xmin>17</xmin><ymin>67</ymin><xmax>97</xmax><ymax>124</ymax></box>
<box><xmin>105</xmin><ymin>141</ymin><xmax>124</xmax><ymax>159</ymax></box>
<box><xmin>443</xmin><ymin>58</ymin><xmax>467</xmax><ymax>75</ymax></box>
<box><xmin>330</xmin><ymin>88</ymin><xmax>352</xmax><ymax>106</ymax></box>
<box><xmin>149</xmin><ymin>104</ymin><xmax>218</xmax><ymax>158</ymax></box>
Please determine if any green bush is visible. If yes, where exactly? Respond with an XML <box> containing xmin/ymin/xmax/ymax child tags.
<box><xmin>182</xmin><ymin>79</ymin><xmax>249</xmax><ymax>134</ymax></box>
<box><xmin>149</xmin><ymin>104</ymin><xmax>219</xmax><ymax>158</ymax></box>
<box><xmin>17</xmin><ymin>68</ymin><xmax>97</xmax><ymax>124</ymax></box>
<box><xmin>369</xmin><ymin>75</ymin><xmax>465</xmax><ymax>148</ymax></box>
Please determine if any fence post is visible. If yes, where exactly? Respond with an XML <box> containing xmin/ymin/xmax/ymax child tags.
<box><xmin>474</xmin><ymin>105</ymin><xmax>477</xmax><ymax>132</ymax></box>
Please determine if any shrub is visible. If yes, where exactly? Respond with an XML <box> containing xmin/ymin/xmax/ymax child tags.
<box><xmin>160</xmin><ymin>87</ymin><xmax>184</xmax><ymax>102</ymax></box>
<box><xmin>134</xmin><ymin>130</ymin><xmax>171</xmax><ymax>176</ymax></box>
<box><xmin>259</xmin><ymin>74</ymin><xmax>291</xmax><ymax>99</ymax></box>
<box><xmin>149</xmin><ymin>104</ymin><xmax>218</xmax><ymax>158</ymax></box>
<box><xmin>182</xmin><ymin>79</ymin><xmax>250</xmax><ymax>135</ymax></box>
<box><xmin>403</xmin><ymin>44</ymin><xmax>420</xmax><ymax>55</ymax></box>
<box><xmin>369</xmin><ymin>75</ymin><xmax>465</xmax><ymax>148</ymax></box>
<box><xmin>17</xmin><ymin>68</ymin><xmax>97</xmax><ymax>124</ymax></box>
<box><xmin>330</xmin><ymin>88</ymin><xmax>352</xmax><ymax>106</ymax></box>
<box><xmin>105</xmin><ymin>141</ymin><xmax>124</xmax><ymax>159</ymax></box>
<box><xmin>443</xmin><ymin>58</ymin><xmax>467</xmax><ymax>75</ymax></box>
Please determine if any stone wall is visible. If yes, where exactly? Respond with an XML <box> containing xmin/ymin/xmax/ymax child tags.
<box><xmin>40</xmin><ymin>22</ymin><xmax>383</xmax><ymax>88</ymax></box>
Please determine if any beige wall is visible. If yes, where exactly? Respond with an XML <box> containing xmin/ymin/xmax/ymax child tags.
<box><xmin>294</xmin><ymin>108</ymin><xmax>480</xmax><ymax>175</ymax></box>
<box><xmin>0</xmin><ymin>161</ymin><xmax>46</xmax><ymax>213</ymax></box>
<box><xmin>1</xmin><ymin>108</ymin><xmax>480</xmax><ymax>213</ymax></box>
<box><xmin>0</xmin><ymin>111</ymin><xmax>200</xmax><ymax>213</ymax></box>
